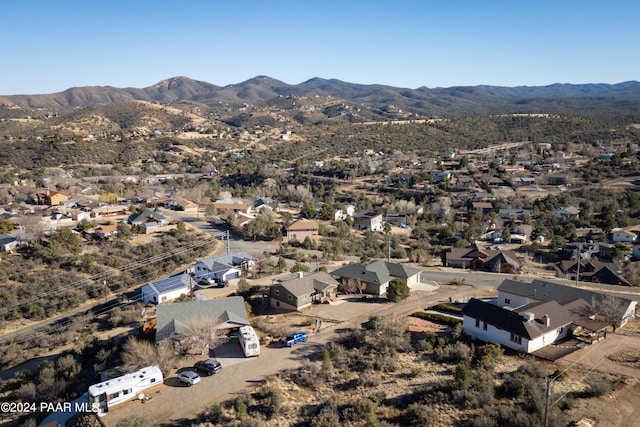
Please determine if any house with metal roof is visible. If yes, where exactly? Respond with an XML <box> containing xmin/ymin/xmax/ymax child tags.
<box><xmin>155</xmin><ymin>296</ymin><xmax>249</xmax><ymax>343</ymax></box>
<box><xmin>141</xmin><ymin>273</ymin><xmax>193</xmax><ymax>304</ymax></box>
<box><xmin>445</xmin><ymin>243</ymin><xmax>520</xmax><ymax>273</ymax></box>
<box><xmin>331</xmin><ymin>260</ymin><xmax>422</xmax><ymax>296</ymax></box>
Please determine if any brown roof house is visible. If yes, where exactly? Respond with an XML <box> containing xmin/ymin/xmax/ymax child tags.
<box><xmin>555</xmin><ymin>259</ymin><xmax>630</xmax><ymax>286</ymax></box>
<box><xmin>269</xmin><ymin>271</ymin><xmax>339</xmax><ymax>311</ymax></box>
<box><xmin>284</xmin><ymin>218</ymin><xmax>319</xmax><ymax>243</ymax></box>
<box><xmin>446</xmin><ymin>243</ymin><xmax>520</xmax><ymax>274</ymax></box>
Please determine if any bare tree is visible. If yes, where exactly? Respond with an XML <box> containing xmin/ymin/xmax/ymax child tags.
<box><xmin>175</xmin><ymin>315</ymin><xmax>227</xmax><ymax>355</ymax></box>
<box><xmin>121</xmin><ymin>337</ymin><xmax>178</xmax><ymax>377</ymax></box>
<box><xmin>596</xmin><ymin>294</ymin><xmax>629</xmax><ymax>331</ymax></box>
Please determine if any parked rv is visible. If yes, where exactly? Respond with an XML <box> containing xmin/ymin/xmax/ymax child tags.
<box><xmin>88</xmin><ymin>365</ymin><xmax>163</xmax><ymax>416</ymax></box>
<box><xmin>239</xmin><ymin>325</ymin><xmax>260</xmax><ymax>357</ymax></box>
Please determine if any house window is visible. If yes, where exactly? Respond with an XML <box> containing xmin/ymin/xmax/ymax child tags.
<box><xmin>483</xmin><ymin>322</ymin><xmax>488</xmax><ymax>331</ymax></box>
<box><xmin>510</xmin><ymin>333</ymin><xmax>522</xmax><ymax>344</ymax></box>
<box><xmin>274</xmin><ymin>290</ymin><xmax>279</xmax><ymax>296</ymax></box>
<box><xmin>475</xmin><ymin>319</ymin><xmax>480</xmax><ymax>328</ymax></box>
<box><xmin>504</xmin><ymin>298</ymin><xmax>511</xmax><ymax>305</ymax></box>
<box><xmin>287</xmin><ymin>295</ymin><xmax>292</xmax><ymax>301</ymax></box>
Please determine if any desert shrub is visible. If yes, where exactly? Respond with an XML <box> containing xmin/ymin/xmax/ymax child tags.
<box><xmin>337</xmin><ymin>328</ymin><xmax>366</xmax><ymax>348</ymax></box>
<box><xmin>410</xmin><ymin>311</ymin><xmax>462</xmax><ymax>326</ymax></box>
<box><xmin>454</xmin><ymin>364</ymin><xmax>473</xmax><ymax>389</ymax></box>
<box><xmin>291</xmin><ymin>360</ymin><xmax>325</xmax><ymax>389</ymax></box>
<box><xmin>357</xmin><ymin>370</ymin><xmax>382</xmax><ymax>387</ymax></box>
<box><xmin>341</xmin><ymin>397</ymin><xmax>378</xmax><ymax>424</ymax></box>
<box><xmin>116</xmin><ymin>416</ymin><xmax>153</xmax><ymax>427</ymax></box>
<box><xmin>254</xmin><ymin>385</ymin><xmax>285</xmax><ymax>418</ymax></box>
<box><xmin>432</xmin><ymin>303</ymin><xmax>462</xmax><ymax>314</ymax></box>
<box><xmin>312</xmin><ymin>410</ymin><xmax>341</xmax><ymax>427</ymax></box>
<box><xmin>585</xmin><ymin>376</ymin><xmax>614</xmax><ymax>397</ymax></box>
<box><xmin>473</xmin><ymin>343</ymin><xmax>503</xmax><ymax>370</ymax></box>
<box><xmin>16</xmin><ymin>382</ymin><xmax>36</xmax><ymax>401</ymax></box>
<box><xmin>202</xmin><ymin>402</ymin><xmax>225</xmax><ymax>424</ymax></box>
<box><xmin>235</xmin><ymin>398</ymin><xmax>248</xmax><ymax>420</ymax></box>
<box><xmin>404</xmin><ymin>402</ymin><xmax>435</xmax><ymax>427</ymax></box>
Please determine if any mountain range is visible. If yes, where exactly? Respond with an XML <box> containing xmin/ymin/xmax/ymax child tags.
<box><xmin>2</xmin><ymin>76</ymin><xmax>640</xmax><ymax>116</ymax></box>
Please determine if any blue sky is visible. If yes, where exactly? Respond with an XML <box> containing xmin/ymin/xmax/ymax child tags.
<box><xmin>1</xmin><ymin>0</ymin><xmax>639</xmax><ymax>95</ymax></box>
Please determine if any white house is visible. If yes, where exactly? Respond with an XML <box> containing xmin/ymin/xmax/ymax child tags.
<box><xmin>497</xmin><ymin>278</ymin><xmax>637</xmax><ymax>327</ymax></box>
<box><xmin>462</xmin><ymin>298</ymin><xmax>574</xmax><ymax>353</ymax></box>
<box><xmin>141</xmin><ymin>273</ymin><xmax>192</xmax><ymax>304</ymax></box>
<box><xmin>611</xmin><ymin>226</ymin><xmax>640</xmax><ymax>243</ymax></box>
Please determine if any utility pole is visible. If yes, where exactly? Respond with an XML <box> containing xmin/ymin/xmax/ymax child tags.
<box><xmin>575</xmin><ymin>248</ymin><xmax>580</xmax><ymax>286</ymax></box>
<box><xmin>543</xmin><ymin>375</ymin><xmax>552</xmax><ymax>427</ymax></box>
<box><xmin>226</xmin><ymin>230</ymin><xmax>230</xmax><ymax>255</ymax></box>
<box><xmin>103</xmin><ymin>279</ymin><xmax>108</xmax><ymax>304</ymax></box>
<box><xmin>387</xmin><ymin>235</ymin><xmax>391</xmax><ymax>262</ymax></box>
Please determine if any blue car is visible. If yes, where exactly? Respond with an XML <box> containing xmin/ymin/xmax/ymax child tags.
<box><xmin>282</xmin><ymin>332</ymin><xmax>308</xmax><ymax>347</ymax></box>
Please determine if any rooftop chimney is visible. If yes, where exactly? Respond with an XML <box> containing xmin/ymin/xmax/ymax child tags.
<box><xmin>543</xmin><ymin>314</ymin><xmax>550</xmax><ymax>326</ymax></box>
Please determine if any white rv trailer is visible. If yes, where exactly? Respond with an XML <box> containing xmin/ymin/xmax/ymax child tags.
<box><xmin>238</xmin><ymin>325</ymin><xmax>260</xmax><ymax>357</ymax></box>
<box><xmin>88</xmin><ymin>365</ymin><xmax>163</xmax><ymax>416</ymax></box>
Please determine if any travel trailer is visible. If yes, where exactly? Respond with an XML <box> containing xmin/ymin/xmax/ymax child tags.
<box><xmin>238</xmin><ymin>325</ymin><xmax>260</xmax><ymax>357</ymax></box>
<box><xmin>88</xmin><ymin>365</ymin><xmax>163</xmax><ymax>416</ymax></box>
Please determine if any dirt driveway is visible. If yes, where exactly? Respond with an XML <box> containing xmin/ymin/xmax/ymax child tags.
<box><xmin>557</xmin><ymin>334</ymin><xmax>640</xmax><ymax>379</ymax></box>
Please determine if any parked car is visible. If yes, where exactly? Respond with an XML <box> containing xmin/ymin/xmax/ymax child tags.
<box><xmin>177</xmin><ymin>370</ymin><xmax>201</xmax><ymax>386</ymax></box>
<box><xmin>282</xmin><ymin>332</ymin><xmax>308</xmax><ymax>347</ymax></box>
<box><xmin>194</xmin><ymin>359</ymin><xmax>222</xmax><ymax>375</ymax></box>
<box><xmin>198</xmin><ymin>277</ymin><xmax>217</xmax><ymax>286</ymax></box>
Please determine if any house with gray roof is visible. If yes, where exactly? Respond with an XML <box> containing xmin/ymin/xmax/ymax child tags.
<box><xmin>0</xmin><ymin>234</ymin><xmax>18</xmax><ymax>252</ymax></box>
<box><xmin>270</xmin><ymin>271</ymin><xmax>339</xmax><ymax>311</ymax></box>
<box><xmin>155</xmin><ymin>296</ymin><xmax>249</xmax><ymax>343</ymax></box>
<box><xmin>331</xmin><ymin>260</ymin><xmax>423</xmax><ymax>296</ymax></box>
<box><xmin>141</xmin><ymin>273</ymin><xmax>192</xmax><ymax>304</ymax></box>
<box><xmin>193</xmin><ymin>252</ymin><xmax>253</xmax><ymax>283</ymax></box>
<box><xmin>127</xmin><ymin>208</ymin><xmax>167</xmax><ymax>233</ymax></box>
<box><xmin>497</xmin><ymin>278</ymin><xmax>637</xmax><ymax>327</ymax></box>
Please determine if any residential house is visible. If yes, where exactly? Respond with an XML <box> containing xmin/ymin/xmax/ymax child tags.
<box><xmin>213</xmin><ymin>199</ymin><xmax>251</xmax><ymax>216</ymax></box>
<box><xmin>498</xmin><ymin>209</ymin><xmax>532</xmax><ymax>220</ymax></box>
<box><xmin>546</xmin><ymin>174</ymin><xmax>568</xmax><ymax>186</ymax></box>
<box><xmin>511</xmin><ymin>177</ymin><xmax>537</xmax><ymax>187</ymax></box>
<box><xmin>353</xmin><ymin>211</ymin><xmax>383</xmax><ymax>232</ymax></box>
<box><xmin>331</xmin><ymin>260</ymin><xmax>422</xmax><ymax>296</ymax></box>
<box><xmin>93</xmin><ymin>224</ymin><xmax>119</xmax><ymax>240</ymax></box>
<box><xmin>385</xmin><ymin>213</ymin><xmax>408</xmax><ymax>226</ymax></box>
<box><xmin>430</xmin><ymin>171</ymin><xmax>453</xmax><ymax>182</ymax></box>
<box><xmin>284</xmin><ymin>219</ymin><xmax>319</xmax><ymax>243</ymax></box>
<box><xmin>510</xmin><ymin>224</ymin><xmax>533</xmax><ymax>244</ymax></box>
<box><xmin>269</xmin><ymin>271</ymin><xmax>339</xmax><ymax>311</ymax></box>
<box><xmin>555</xmin><ymin>260</ymin><xmax>630</xmax><ymax>286</ymax></box>
<box><xmin>471</xmin><ymin>202</ymin><xmax>493</xmax><ymax>216</ymax></box>
<box><xmin>194</xmin><ymin>259</ymin><xmax>241</xmax><ymax>284</ymax></box>
<box><xmin>193</xmin><ymin>252</ymin><xmax>253</xmax><ymax>283</ymax></box>
<box><xmin>252</xmin><ymin>197</ymin><xmax>278</xmax><ymax>213</ymax></box>
<box><xmin>141</xmin><ymin>273</ymin><xmax>193</xmax><ymax>304</ymax></box>
<box><xmin>127</xmin><ymin>208</ymin><xmax>167</xmax><ymax>233</ymax></box>
<box><xmin>445</xmin><ymin>243</ymin><xmax>520</xmax><ymax>274</ymax></box>
<box><xmin>37</xmin><ymin>190</ymin><xmax>69</xmax><ymax>206</ymax></box>
<box><xmin>462</xmin><ymin>298</ymin><xmax>575</xmax><ymax>353</ymax></box>
<box><xmin>552</xmin><ymin>206</ymin><xmax>581</xmax><ymax>217</ymax></box>
<box><xmin>611</xmin><ymin>226</ymin><xmax>640</xmax><ymax>243</ymax></box>
<box><xmin>334</xmin><ymin>204</ymin><xmax>356</xmax><ymax>221</ymax></box>
<box><xmin>0</xmin><ymin>234</ymin><xmax>18</xmax><ymax>252</ymax></box>
<box><xmin>455</xmin><ymin>175</ymin><xmax>476</xmax><ymax>190</ymax></box>
<box><xmin>155</xmin><ymin>296</ymin><xmax>249</xmax><ymax>343</ymax></box>
<box><xmin>562</xmin><ymin>242</ymin><xmax>603</xmax><ymax>260</ymax></box>
<box><xmin>497</xmin><ymin>278</ymin><xmax>637</xmax><ymax>327</ymax></box>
